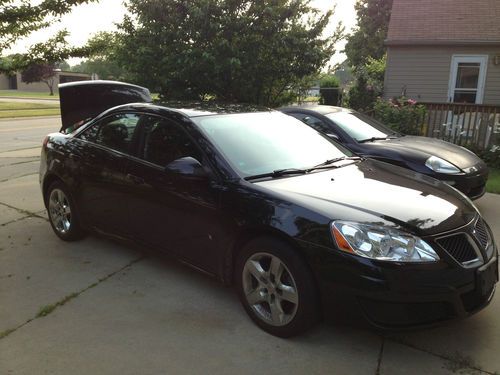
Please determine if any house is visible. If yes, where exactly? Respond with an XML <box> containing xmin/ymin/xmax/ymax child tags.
<box><xmin>0</xmin><ymin>71</ymin><xmax>91</xmax><ymax>93</ymax></box>
<box><xmin>384</xmin><ymin>0</ymin><xmax>500</xmax><ymax>105</ymax></box>
<box><xmin>383</xmin><ymin>0</ymin><xmax>500</xmax><ymax>150</ymax></box>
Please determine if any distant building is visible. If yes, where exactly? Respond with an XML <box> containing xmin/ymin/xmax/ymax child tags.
<box><xmin>0</xmin><ymin>71</ymin><xmax>91</xmax><ymax>93</ymax></box>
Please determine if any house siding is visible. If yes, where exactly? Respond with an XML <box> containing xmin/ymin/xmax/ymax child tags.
<box><xmin>0</xmin><ymin>74</ymin><xmax>10</xmax><ymax>90</ymax></box>
<box><xmin>0</xmin><ymin>72</ymin><xmax>91</xmax><ymax>93</ymax></box>
<box><xmin>384</xmin><ymin>46</ymin><xmax>500</xmax><ymax>105</ymax></box>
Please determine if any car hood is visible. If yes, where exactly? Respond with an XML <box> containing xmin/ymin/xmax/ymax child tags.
<box><xmin>367</xmin><ymin>136</ymin><xmax>482</xmax><ymax>169</ymax></box>
<box><xmin>58</xmin><ymin>80</ymin><xmax>152</xmax><ymax>132</ymax></box>
<box><xmin>254</xmin><ymin>159</ymin><xmax>477</xmax><ymax>237</ymax></box>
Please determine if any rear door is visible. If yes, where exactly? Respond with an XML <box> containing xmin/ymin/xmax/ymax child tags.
<box><xmin>72</xmin><ymin>112</ymin><xmax>142</xmax><ymax>235</ymax></box>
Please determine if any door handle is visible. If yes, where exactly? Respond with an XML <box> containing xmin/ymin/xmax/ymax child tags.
<box><xmin>126</xmin><ymin>173</ymin><xmax>145</xmax><ymax>185</ymax></box>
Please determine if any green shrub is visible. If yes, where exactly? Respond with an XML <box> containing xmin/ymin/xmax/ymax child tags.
<box><xmin>465</xmin><ymin>145</ymin><xmax>500</xmax><ymax>169</ymax></box>
<box><xmin>373</xmin><ymin>97</ymin><xmax>426</xmax><ymax>135</ymax></box>
<box><xmin>319</xmin><ymin>75</ymin><xmax>341</xmax><ymax>105</ymax></box>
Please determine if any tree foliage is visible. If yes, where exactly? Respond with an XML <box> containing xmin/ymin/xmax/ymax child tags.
<box><xmin>113</xmin><ymin>0</ymin><xmax>340</xmax><ymax>106</ymax></box>
<box><xmin>71</xmin><ymin>32</ymin><xmax>126</xmax><ymax>80</ymax></box>
<box><xmin>344</xmin><ymin>0</ymin><xmax>392</xmax><ymax>70</ymax></box>
<box><xmin>20</xmin><ymin>62</ymin><xmax>57</xmax><ymax>95</ymax></box>
<box><xmin>346</xmin><ymin>55</ymin><xmax>386</xmax><ymax>110</ymax></box>
<box><xmin>0</xmin><ymin>0</ymin><xmax>97</xmax><ymax>72</ymax></box>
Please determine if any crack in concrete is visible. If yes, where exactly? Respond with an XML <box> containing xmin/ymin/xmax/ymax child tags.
<box><xmin>0</xmin><ymin>255</ymin><xmax>146</xmax><ymax>340</ymax></box>
<box><xmin>0</xmin><ymin>201</ymin><xmax>48</xmax><ymax>222</ymax></box>
<box><xmin>0</xmin><ymin>146</ymin><xmax>41</xmax><ymax>154</ymax></box>
<box><xmin>375</xmin><ymin>336</ymin><xmax>385</xmax><ymax>375</ymax></box>
<box><xmin>0</xmin><ymin>172</ymin><xmax>39</xmax><ymax>183</ymax></box>
<box><xmin>0</xmin><ymin>159</ymin><xmax>39</xmax><ymax>168</ymax></box>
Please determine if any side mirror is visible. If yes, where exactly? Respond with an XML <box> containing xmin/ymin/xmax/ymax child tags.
<box><xmin>165</xmin><ymin>157</ymin><xmax>208</xmax><ymax>179</ymax></box>
<box><xmin>327</xmin><ymin>133</ymin><xmax>340</xmax><ymax>141</ymax></box>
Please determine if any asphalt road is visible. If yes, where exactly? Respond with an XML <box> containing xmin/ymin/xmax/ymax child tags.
<box><xmin>0</xmin><ymin>117</ymin><xmax>499</xmax><ymax>374</ymax></box>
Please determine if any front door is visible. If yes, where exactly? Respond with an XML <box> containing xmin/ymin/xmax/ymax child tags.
<box><xmin>125</xmin><ymin>115</ymin><xmax>222</xmax><ymax>273</ymax></box>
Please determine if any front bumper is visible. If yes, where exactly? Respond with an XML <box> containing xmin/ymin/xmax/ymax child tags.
<box><xmin>433</xmin><ymin>167</ymin><xmax>488</xmax><ymax>200</ymax></box>
<box><xmin>305</xmin><ymin>241</ymin><xmax>498</xmax><ymax>328</ymax></box>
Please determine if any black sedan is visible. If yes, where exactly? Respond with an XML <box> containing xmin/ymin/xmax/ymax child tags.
<box><xmin>280</xmin><ymin>106</ymin><xmax>489</xmax><ymax>200</ymax></box>
<box><xmin>40</xmin><ymin>81</ymin><xmax>498</xmax><ymax>337</ymax></box>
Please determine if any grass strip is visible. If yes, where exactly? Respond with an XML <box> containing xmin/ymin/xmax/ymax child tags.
<box><xmin>486</xmin><ymin>169</ymin><xmax>500</xmax><ymax>195</ymax></box>
<box><xmin>0</xmin><ymin>108</ymin><xmax>60</xmax><ymax>118</ymax></box>
<box><xmin>0</xmin><ymin>90</ymin><xmax>59</xmax><ymax>99</ymax></box>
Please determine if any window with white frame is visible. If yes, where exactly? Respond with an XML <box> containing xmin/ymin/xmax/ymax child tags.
<box><xmin>448</xmin><ymin>55</ymin><xmax>488</xmax><ymax>104</ymax></box>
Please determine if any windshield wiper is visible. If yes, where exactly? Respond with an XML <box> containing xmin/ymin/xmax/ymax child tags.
<box><xmin>359</xmin><ymin>133</ymin><xmax>400</xmax><ymax>143</ymax></box>
<box><xmin>244</xmin><ymin>168</ymin><xmax>307</xmax><ymax>181</ymax></box>
<box><xmin>358</xmin><ymin>136</ymin><xmax>391</xmax><ymax>143</ymax></box>
<box><xmin>306</xmin><ymin>156</ymin><xmax>363</xmax><ymax>172</ymax></box>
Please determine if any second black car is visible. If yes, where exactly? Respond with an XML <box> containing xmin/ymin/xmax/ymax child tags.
<box><xmin>280</xmin><ymin>105</ymin><xmax>489</xmax><ymax>199</ymax></box>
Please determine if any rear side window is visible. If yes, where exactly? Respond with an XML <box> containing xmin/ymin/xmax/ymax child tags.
<box><xmin>81</xmin><ymin>113</ymin><xmax>141</xmax><ymax>154</ymax></box>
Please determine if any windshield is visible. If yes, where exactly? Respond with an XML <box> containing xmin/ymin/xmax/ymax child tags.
<box><xmin>325</xmin><ymin>112</ymin><xmax>398</xmax><ymax>142</ymax></box>
<box><xmin>193</xmin><ymin>112</ymin><xmax>352</xmax><ymax>177</ymax></box>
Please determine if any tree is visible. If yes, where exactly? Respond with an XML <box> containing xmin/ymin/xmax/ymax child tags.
<box><xmin>346</xmin><ymin>55</ymin><xmax>386</xmax><ymax>110</ymax></box>
<box><xmin>113</xmin><ymin>0</ymin><xmax>341</xmax><ymax>106</ymax></box>
<box><xmin>0</xmin><ymin>0</ymin><xmax>98</xmax><ymax>73</ymax></box>
<box><xmin>71</xmin><ymin>33</ymin><xmax>127</xmax><ymax>80</ymax></box>
<box><xmin>344</xmin><ymin>0</ymin><xmax>393</xmax><ymax>70</ymax></box>
<box><xmin>21</xmin><ymin>63</ymin><xmax>57</xmax><ymax>95</ymax></box>
<box><xmin>344</xmin><ymin>0</ymin><xmax>392</xmax><ymax>110</ymax></box>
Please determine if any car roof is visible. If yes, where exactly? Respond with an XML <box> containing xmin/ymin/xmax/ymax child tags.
<box><xmin>153</xmin><ymin>101</ymin><xmax>272</xmax><ymax>117</ymax></box>
<box><xmin>279</xmin><ymin>105</ymin><xmax>354</xmax><ymax>115</ymax></box>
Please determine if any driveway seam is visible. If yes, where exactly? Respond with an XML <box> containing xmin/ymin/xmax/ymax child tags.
<box><xmin>387</xmin><ymin>337</ymin><xmax>493</xmax><ymax>374</ymax></box>
<box><xmin>0</xmin><ymin>255</ymin><xmax>146</xmax><ymax>340</ymax></box>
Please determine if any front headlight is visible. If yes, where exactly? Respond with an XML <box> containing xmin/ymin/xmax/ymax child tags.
<box><xmin>425</xmin><ymin>156</ymin><xmax>460</xmax><ymax>174</ymax></box>
<box><xmin>331</xmin><ymin>221</ymin><xmax>439</xmax><ymax>262</ymax></box>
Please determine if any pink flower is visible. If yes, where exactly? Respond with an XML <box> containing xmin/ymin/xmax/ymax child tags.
<box><xmin>407</xmin><ymin>99</ymin><xmax>417</xmax><ymax>105</ymax></box>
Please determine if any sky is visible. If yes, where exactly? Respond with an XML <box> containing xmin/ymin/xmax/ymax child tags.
<box><xmin>8</xmin><ymin>0</ymin><xmax>358</xmax><ymax>66</ymax></box>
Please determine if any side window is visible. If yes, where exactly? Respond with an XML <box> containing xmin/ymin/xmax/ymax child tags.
<box><xmin>300</xmin><ymin>114</ymin><xmax>332</xmax><ymax>134</ymax></box>
<box><xmin>140</xmin><ymin>116</ymin><xmax>203</xmax><ymax>167</ymax></box>
<box><xmin>78</xmin><ymin>122</ymin><xmax>100</xmax><ymax>142</ymax></box>
<box><xmin>93</xmin><ymin>113</ymin><xmax>141</xmax><ymax>154</ymax></box>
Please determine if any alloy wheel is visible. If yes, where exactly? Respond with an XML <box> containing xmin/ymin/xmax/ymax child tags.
<box><xmin>48</xmin><ymin>188</ymin><xmax>72</xmax><ymax>235</ymax></box>
<box><xmin>242</xmin><ymin>252</ymin><xmax>299</xmax><ymax>326</ymax></box>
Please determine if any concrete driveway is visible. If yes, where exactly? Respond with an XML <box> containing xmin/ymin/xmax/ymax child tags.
<box><xmin>0</xmin><ymin>117</ymin><xmax>499</xmax><ymax>375</ymax></box>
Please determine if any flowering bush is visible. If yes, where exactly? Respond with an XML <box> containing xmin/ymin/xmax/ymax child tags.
<box><xmin>373</xmin><ymin>97</ymin><xmax>427</xmax><ymax>135</ymax></box>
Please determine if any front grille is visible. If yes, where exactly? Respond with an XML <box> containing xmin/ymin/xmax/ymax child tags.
<box><xmin>474</xmin><ymin>218</ymin><xmax>489</xmax><ymax>249</ymax></box>
<box><xmin>437</xmin><ymin>234</ymin><xmax>478</xmax><ymax>263</ymax></box>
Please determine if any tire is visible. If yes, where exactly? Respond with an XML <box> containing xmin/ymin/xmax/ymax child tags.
<box><xmin>235</xmin><ymin>237</ymin><xmax>319</xmax><ymax>337</ymax></box>
<box><xmin>46</xmin><ymin>181</ymin><xmax>86</xmax><ymax>241</ymax></box>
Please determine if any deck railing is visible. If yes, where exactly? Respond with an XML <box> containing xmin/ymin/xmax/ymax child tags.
<box><xmin>417</xmin><ymin>102</ymin><xmax>500</xmax><ymax>150</ymax></box>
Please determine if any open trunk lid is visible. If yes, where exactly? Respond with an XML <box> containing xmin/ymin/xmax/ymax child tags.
<box><xmin>59</xmin><ymin>80</ymin><xmax>152</xmax><ymax>132</ymax></box>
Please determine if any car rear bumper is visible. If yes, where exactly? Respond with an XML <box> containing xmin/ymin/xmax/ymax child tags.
<box><xmin>308</xmin><ymin>242</ymin><xmax>498</xmax><ymax>329</ymax></box>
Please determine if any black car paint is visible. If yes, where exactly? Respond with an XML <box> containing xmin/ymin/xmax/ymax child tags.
<box><xmin>280</xmin><ymin>106</ymin><xmax>489</xmax><ymax>200</ymax></box>
<box><xmin>59</xmin><ymin>80</ymin><xmax>152</xmax><ymax>131</ymax></box>
<box><xmin>41</xmin><ymin>100</ymin><xmax>498</xmax><ymax>328</ymax></box>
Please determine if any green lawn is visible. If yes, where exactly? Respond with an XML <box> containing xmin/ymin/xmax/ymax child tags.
<box><xmin>0</xmin><ymin>101</ymin><xmax>60</xmax><ymax>118</ymax></box>
<box><xmin>0</xmin><ymin>89</ymin><xmax>58</xmax><ymax>99</ymax></box>
<box><xmin>486</xmin><ymin>169</ymin><xmax>500</xmax><ymax>194</ymax></box>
